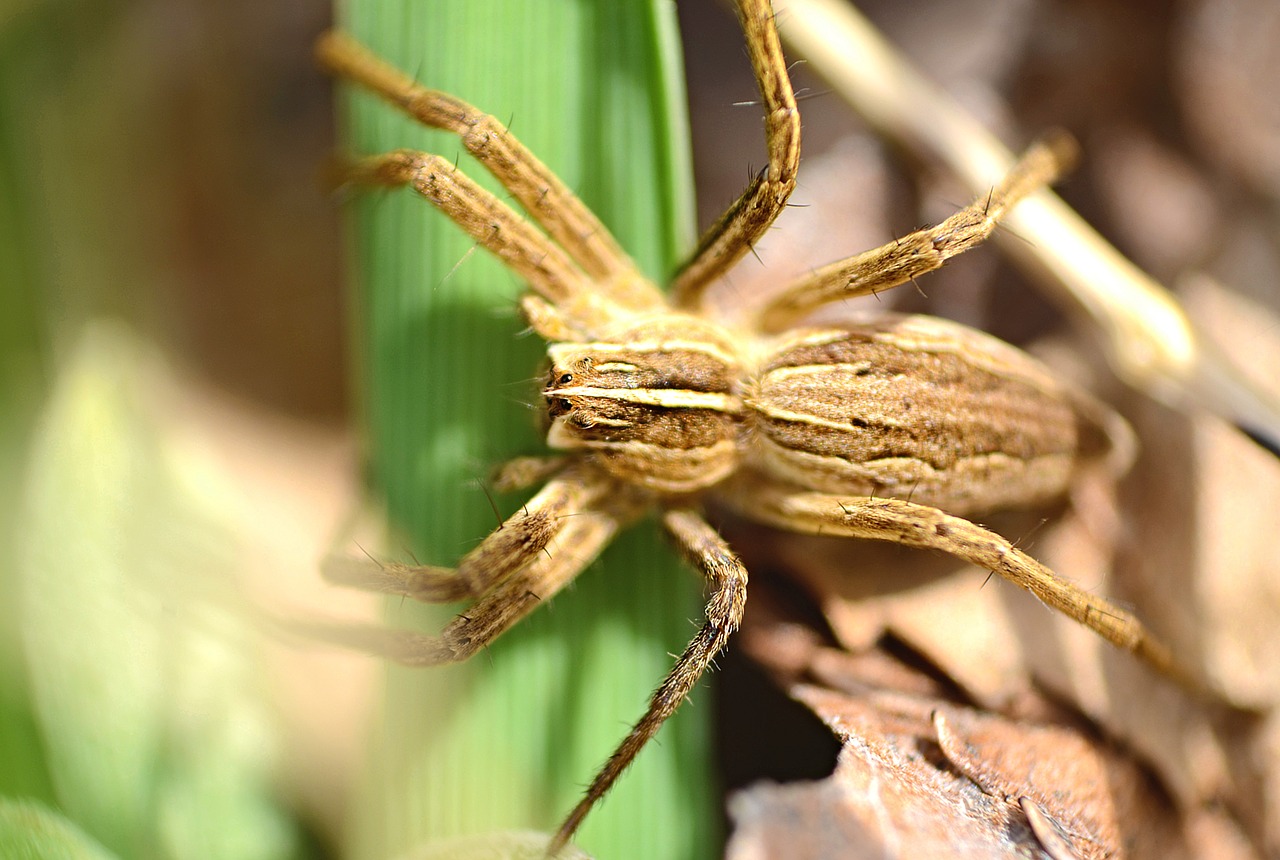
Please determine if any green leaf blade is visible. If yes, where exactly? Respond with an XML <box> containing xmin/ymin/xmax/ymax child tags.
<box><xmin>335</xmin><ymin>2</ymin><xmax>713</xmax><ymax>858</ymax></box>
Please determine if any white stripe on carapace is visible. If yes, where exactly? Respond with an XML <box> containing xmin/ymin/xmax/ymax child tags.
<box><xmin>554</xmin><ymin>386</ymin><xmax>742</xmax><ymax>412</ymax></box>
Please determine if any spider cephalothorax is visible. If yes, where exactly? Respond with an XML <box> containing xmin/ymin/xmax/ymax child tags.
<box><xmin>316</xmin><ymin>0</ymin><xmax>1198</xmax><ymax>852</ymax></box>
<box><xmin>543</xmin><ymin>318</ymin><xmax>744</xmax><ymax>493</ymax></box>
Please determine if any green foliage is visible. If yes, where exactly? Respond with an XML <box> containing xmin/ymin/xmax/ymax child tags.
<box><xmin>336</xmin><ymin>2</ymin><xmax>716</xmax><ymax>858</ymax></box>
<box><xmin>0</xmin><ymin>798</ymin><xmax>119</xmax><ymax>860</ymax></box>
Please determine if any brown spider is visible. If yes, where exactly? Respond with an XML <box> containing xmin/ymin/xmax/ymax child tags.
<box><xmin>315</xmin><ymin>0</ymin><xmax>1197</xmax><ymax>853</ymax></box>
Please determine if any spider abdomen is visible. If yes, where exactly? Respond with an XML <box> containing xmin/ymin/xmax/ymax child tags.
<box><xmin>744</xmin><ymin>314</ymin><xmax>1085</xmax><ymax>516</ymax></box>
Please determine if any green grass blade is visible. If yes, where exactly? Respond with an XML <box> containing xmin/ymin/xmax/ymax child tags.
<box><xmin>334</xmin><ymin>2</ymin><xmax>712</xmax><ymax>858</ymax></box>
<box><xmin>0</xmin><ymin>798</ymin><xmax>121</xmax><ymax>860</ymax></box>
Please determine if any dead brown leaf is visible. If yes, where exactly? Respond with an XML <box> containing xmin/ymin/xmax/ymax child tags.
<box><xmin>728</xmin><ymin>581</ymin><xmax>1259</xmax><ymax>859</ymax></box>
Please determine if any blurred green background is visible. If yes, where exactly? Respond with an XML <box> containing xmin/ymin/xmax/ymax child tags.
<box><xmin>0</xmin><ymin>0</ymin><xmax>715</xmax><ymax>857</ymax></box>
<box><xmin>0</xmin><ymin>0</ymin><xmax>347</xmax><ymax>856</ymax></box>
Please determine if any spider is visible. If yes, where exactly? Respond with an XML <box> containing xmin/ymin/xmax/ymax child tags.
<box><xmin>315</xmin><ymin>0</ymin><xmax>1197</xmax><ymax>853</ymax></box>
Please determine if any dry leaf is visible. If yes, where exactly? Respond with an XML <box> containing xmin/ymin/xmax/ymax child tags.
<box><xmin>729</xmin><ymin>581</ymin><xmax>1259</xmax><ymax>859</ymax></box>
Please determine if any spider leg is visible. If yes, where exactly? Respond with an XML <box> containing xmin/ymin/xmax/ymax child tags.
<box><xmin>548</xmin><ymin>507</ymin><xmax>748</xmax><ymax>855</ymax></box>
<box><xmin>518</xmin><ymin>295</ymin><xmax>593</xmax><ymax>343</ymax></box>
<box><xmin>488</xmin><ymin>455</ymin><xmax>570</xmax><ymax>494</ymax></box>
<box><xmin>307</xmin><ymin>502</ymin><xmax>621</xmax><ymax>667</ymax></box>
<box><xmin>334</xmin><ymin>149</ymin><xmax>632</xmax><ymax>330</ymax></box>
<box><xmin>316</xmin><ymin>32</ymin><xmax>659</xmax><ymax>314</ymax></box>
<box><xmin>755</xmin><ymin>135</ymin><xmax>1077</xmax><ymax>332</ymax></box>
<box><xmin>672</xmin><ymin>0</ymin><xmax>800</xmax><ymax>308</ymax></box>
<box><xmin>724</xmin><ymin>476</ymin><xmax>1206</xmax><ymax>696</ymax></box>
<box><xmin>323</xmin><ymin>466</ymin><xmax>600</xmax><ymax>604</ymax></box>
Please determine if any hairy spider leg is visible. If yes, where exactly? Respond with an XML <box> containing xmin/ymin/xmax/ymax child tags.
<box><xmin>672</xmin><ymin>0</ymin><xmax>801</xmax><ymax>307</ymax></box>
<box><xmin>316</xmin><ymin>31</ymin><xmax>651</xmax><ymax>297</ymax></box>
<box><xmin>548</xmin><ymin>507</ymin><xmax>749</xmax><ymax>855</ymax></box>
<box><xmin>310</xmin><ymin>470</ymin><xmax>633</xmax><ymax>667</ymax></box>
<box><xmin>724</xmin><ymin>474</ymin><xmax>1203</xmax><ymax>695</ymax></box>
<box><xmin>321</xmin><ymin>467</ymin><xmax>605</xmax><ymax>603</ymax></box>
<box><xmin>757</xmin><ymin>134</ymin><xmax>1078</xmax><ymax>331</ymax></box>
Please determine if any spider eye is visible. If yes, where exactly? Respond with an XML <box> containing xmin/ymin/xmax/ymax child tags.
<box><xmin>558</xmin><ymin>398</ymin><xmax>573</xmax><ymax>411</ymax></box>
<box><xmin>558</xmin><ymin>373</ymin><xmax>574</xmax><ymax>385</ymax></box>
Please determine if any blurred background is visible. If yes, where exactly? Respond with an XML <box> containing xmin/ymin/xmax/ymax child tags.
<box><xmin>0</xmin><ymin>1</ymin><xmax>359</xmax><ymax>856</ymax></box>
<box><xmin>1</xmin><ymin>0</ymin><xmax>1277</xmax><ymax>857</ymax></box>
